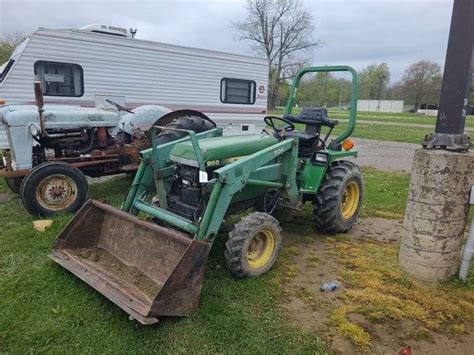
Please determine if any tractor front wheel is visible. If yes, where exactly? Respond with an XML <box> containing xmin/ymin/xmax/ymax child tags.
<box><xmin>224</xmin><ymin>212</ymin><xmax>282</xmax><ymax>278</ymax></box>
<box><xmin>20</xmin><ymin>162</ymin><xmax>88</xmax><ymax>217</ymax></box>
<box><xmin>313</xmin><ymin>160</ymin><xmax>363</xmax><ymax>234</ymax></box>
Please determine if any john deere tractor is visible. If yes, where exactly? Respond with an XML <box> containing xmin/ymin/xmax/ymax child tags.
<box><xmin>50</xmin><ymin>65</ymin><xmax>363</xmax><ymax>324</ymax></box>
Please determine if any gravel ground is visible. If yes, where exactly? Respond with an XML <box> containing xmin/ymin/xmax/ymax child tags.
<box><xmin>353</xmin><ymin>138</ymin><xmax>418</xmax><ymax>173</ymax></box>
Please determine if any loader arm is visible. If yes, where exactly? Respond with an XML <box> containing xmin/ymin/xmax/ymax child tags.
<box><xmin>122</xmin><ymin>127</ymin><xmax>222</xmax><ymax>212</ymax></box>
<box><xmin>197</xmin><ymin>138</ymin><xmax>300</xmax><ymax>240</ymax></box>
<box><xmin>121</xmin><ymin>118</ymin><xmax>302</xmax><ymax>242</ymax></box>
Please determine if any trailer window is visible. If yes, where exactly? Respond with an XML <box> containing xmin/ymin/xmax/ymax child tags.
<box><xmin>34</xmin><ymin>61</ymin><xmax>84</xmax><ymax>97</ymax></box>
<box><xmin>221</xmin><ymin>78</ymin><xmax>256</xmax><ymax>104</ymax></box>
<box><xmin>0</xmin><ymin>59</ymin><xmax>14</xmax><ymax>82</ymax></box>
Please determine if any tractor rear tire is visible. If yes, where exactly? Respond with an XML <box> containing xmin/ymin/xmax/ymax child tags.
<box><xmin>4</xmin><ymin>177</ymin><xmax>23</xmax><ymax>194</ymax></box>
<box><xmin>313</xmin><ymin>160</ymin><xmax>363</xmax><ymax>234</ymax></box>
<box><xmin>224</xmin><ymin>212</ymin><xmax>282</xmax><ymax>278</ymax></box>
<box><xmin>154</xmin><ymin>115</ymin><xmax>216</xmax><ymax>144</ymax></box>
<box><xmin>20</xmin><ymin>162</ymin><xmax>88</xmax><ymax>217</ymax></box>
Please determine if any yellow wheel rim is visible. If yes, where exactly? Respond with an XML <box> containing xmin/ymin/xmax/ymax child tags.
<box><xmin>247</xmin><ymin>229</ymin><xmax>275</xmax><ymax>269</ymax></box>
<box><xmin>341</xmin><ymin>181</ymin><xmax>360</xmax><ymax>220</ymax></box>
<box><xmin>36</xmin><ymin>174</ymin><xmax>78</xmax><ymax>211</ymax></box>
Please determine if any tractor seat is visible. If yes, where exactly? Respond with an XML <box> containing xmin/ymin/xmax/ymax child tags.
<box><xmin>284</xmin><ymin>107</ymin><xmax>338</xmax><ymax>128</ymax></box>
<box><xmin>169</xmin><ymin>134</ymin><xmax>279</xmax><ymax>167</ymax></box>
<box><xmin>285</xmin><ymin>131</ymin><xmax>318</xmax><ymax>143</ymax></box>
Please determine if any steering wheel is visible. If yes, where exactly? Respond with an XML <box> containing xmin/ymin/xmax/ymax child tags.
<box><xmin>264</xmin><ymin>116</ymin><xmax>295</xmax><ymax>133</ymax></box>
<box><xmin>106</xmin><ymin>99</ymin><xmax>135</xmax><ymax>114</ymax></box>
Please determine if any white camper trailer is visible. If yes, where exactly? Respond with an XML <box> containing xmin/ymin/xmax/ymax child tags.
<box><xmin>0</xmin><ymin>25</ymin><xmax>269</xmax><ymax>148</ymax></box>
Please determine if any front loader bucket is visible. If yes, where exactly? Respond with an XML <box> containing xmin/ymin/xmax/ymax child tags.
<box><xmin>49</xmin><ymin>199</ymin><xmax>209</xmax><ymax>325</ymax></box>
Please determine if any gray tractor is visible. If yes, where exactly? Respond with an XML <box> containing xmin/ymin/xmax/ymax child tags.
<box><xmin>0</xmin><ymin>82</ymin><xmax>214</xmax><ymax>216</ymax></box>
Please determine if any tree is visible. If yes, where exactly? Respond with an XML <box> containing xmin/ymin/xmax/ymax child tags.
<box><xmin>234</xmin><ymin>0</ymin><xmax>320</xmax><ymax>109</ymax></box>
<box><xmin>275</xmin><ymin>81</ymin><xmax>291</xmax><ymax>107</ymax></box>
<box><xmin>401</xmin><ymin>60</ymin><xmax>442</xmax><ymax>110</ymax></box>
<box><xmin>0</xmin><ymin>33</ymin><xmax>27</xmax><ymax>64</ymax></box>
<box><xmin>359</xmin><ymin>63</ymin><xmax>391</xmax><ymax>100</ymax></box>
<box><xmin>386</xmin><ymin>81</ymin><xmax>406</xmax><ymax>101</ymax></box>
<box><xmin>296</xmin><ymin>72</ymin><xmax>352</xmax><ymax>108</ymax></box>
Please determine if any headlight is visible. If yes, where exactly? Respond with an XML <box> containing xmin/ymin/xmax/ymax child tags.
<box><xmin>312</xmin><ymin>152</ymin><xmax>329</xmax><ymax>165</ymax></box>
<box><xmin>28</xmin><ymin>123</ymin><xmax>41</xmax><ymax>137</ymax></box>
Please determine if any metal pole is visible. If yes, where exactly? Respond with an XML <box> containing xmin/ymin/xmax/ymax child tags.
<box><xmin>339</xmin><ymin>80</ymin><xmax>343</xmax><ymax>108</ymax></box>
<box><xmin>423</xmin><ymin>0</ymin><xmax>474</xmax><ymax>151</ymax></box>
<box><xmin>459</xmin><ymin>187</ymin><xmax>474</xmax><ymax>280</ymax></box>
<box><xmin>323</xmin><ymin>71</ymin><xmax>328</xmax><ymax>107</ymax></box>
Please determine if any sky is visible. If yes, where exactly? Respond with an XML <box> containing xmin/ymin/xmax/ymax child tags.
<box><xmin>0</xmin><ymin>0</ymin><xmax>453</xmax><ymax>83</ymax></box>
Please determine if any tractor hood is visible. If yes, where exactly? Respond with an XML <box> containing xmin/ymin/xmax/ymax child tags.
<box><xmin>0</xmin><ymin>104</ymin><xmax>120</xmax><ymax>128</ymax></box>
<box><xmin>170</xmin><ymin>134</ymin><xmax>279</xmax><ymax>167</ymax></box>
<box><xmin>0</xmin><ymin>103</ymin><xmax>171</xmax><ymax>136</ymax></box>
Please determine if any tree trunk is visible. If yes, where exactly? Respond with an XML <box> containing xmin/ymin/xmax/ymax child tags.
<box><xmin>267</xmin><ymin>64</ymin><xmax>276</xmax><ymax>110</ymax></box>
<box><xmin>268</xmin><ymin>93</ymin><xmax>275</xmax><ymax>110</ymax></box>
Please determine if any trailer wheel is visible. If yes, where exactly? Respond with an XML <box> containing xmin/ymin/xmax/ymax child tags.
<box><xmin>4</xmin><ymin>177</ymin><xmax>23</xmax><ymax>194</ymax></box>
<box><xmin>224</xmin><ymin>212</ymin><xmax>282</xmax><ymax>278</ymax></box>
<box><xmin>20</xmin><ymin>162</ymin><xmax>88</xmax><ymax>217</ymax></box>
<box><xmin>313</xmin><ymin>160</ymin><xmax>363</xmax><ymax>234</ymax></box>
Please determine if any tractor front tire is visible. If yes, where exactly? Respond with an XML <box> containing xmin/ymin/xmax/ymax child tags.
<box><xmin>224</xmin><ymin>212</ymin><xmax>282</xmax><ymax>278</ymax></box>
<box><xmin>20</xmin><ymin>162</ymin><xmax>88</xmax><ymax>217</ymax></box>
<box><xmin>313</xmin><ymin>160</ymin><xmax>363</xmax><ymax>234</ymax></box>
<box><xmin>4</xmin><ymin>177</ymin><xmax>23</xmax><ymax>194</ymax></box>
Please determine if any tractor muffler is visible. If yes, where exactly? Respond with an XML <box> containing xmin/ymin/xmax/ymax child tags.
<box><xmin>49</xmin><ymin>199</ymin><xmax>209</xmax><ymax>325</ymax></box>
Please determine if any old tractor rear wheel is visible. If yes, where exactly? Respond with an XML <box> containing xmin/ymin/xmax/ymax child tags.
<box><xmin>225</xmin><ymin>212</ymin><xmax>282</xmax><ymax>278</ymax></box>
<box><xmin>152</xmin><ymin>115</ymin><xmax>216</xmax><ymax>144</ymax></box>
<box><xmin>20</xmin><ymin>162</ymin><xmax>88</xmax><ymax>217</ymax></box>
<box><xmin>313</xmin><ymin>160</ymin><xmax>363</xmax><ymax>234</ymax></box>
<box><xmin>4</xmin><ymin>177</ymin><xmax>23</xmax><ymax>194</ymax></box>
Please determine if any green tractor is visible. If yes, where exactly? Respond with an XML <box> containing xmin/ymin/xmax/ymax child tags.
<box><xmin>50</xmin><ymin>66</ymin><xmax>363</xmax><ymax>324</ymax></box>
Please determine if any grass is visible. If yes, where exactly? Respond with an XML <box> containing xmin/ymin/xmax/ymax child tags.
<box><xmin>330</xmin><ymin>305</ymin><xmax>371</xmax><ymax>350</ymax></box>
<box><xmin>328</xmin><ymin>110</ymin><xmax>474</xmax><ymax>127</ymax></box>
<box><xmin>0</xmin><ymin>167</ymin><xmax>420</xmax><ymax>353</ymax></box>
<box><xmin>287</xmin><ymin>168</ymin><xmax>409</xmax><ymax>235</ymax></box>
<box><xmin>334</xmin><ymin>123</ymin><xmax>428</xmax><ymax>144</ymax></box>
<box><xmin>360</xmin><ymin>168</ymin><xmax>410</xmax><ymax>218</ymax></box>
<box><xmin>273</xmin><ymin>167</ymin><xmax>409</xmax><ymax>251</ymax></box>
<box><xmin>271</xmin><ymin>107</ymin><xmax>474</xmax><ymax>127</ymax></box>
<box><xmin>0</xmin><ymin>177</ymin><xmax>327</xmax><ymax>354</ymax></box>
<box><xmin>326</xmin><ymin>238</ymin><xmax>474</xmax><ymax>350</ymax></box>
<box><xmin>269</xmin><ymin>108</ymin><xmax>474</xmax><ymax>144</ymax></box>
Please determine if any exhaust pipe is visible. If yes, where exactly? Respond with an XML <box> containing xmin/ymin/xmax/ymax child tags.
<box><xmin>34</xmin><ymin>80</ymin><xmax>50</xmax><ymax>138</ymax></box>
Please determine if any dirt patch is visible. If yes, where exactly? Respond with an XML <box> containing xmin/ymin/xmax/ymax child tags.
<box><xmin>78</xmin><ymin>247</ymin><xmax>162</xmax><ymax>298</ymax></box>
<box><xmin>281</xmin><ymin>217</ymin><xmax>474</xmax><ymax>354</ymax></box>
<box><xmin>349</xmin><ymin>217</ymin><xmax>404</xmax><ymax>243</ymax></box>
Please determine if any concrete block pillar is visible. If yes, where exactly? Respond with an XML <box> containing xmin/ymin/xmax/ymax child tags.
<box><xmin>399</xmin><ymin>149</ymin><xmax>474</xmax><ymax>281</ymax></box>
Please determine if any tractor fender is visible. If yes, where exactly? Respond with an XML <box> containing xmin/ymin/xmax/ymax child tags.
<box><xmin>150</xmin><ymin>109</ymin><xmax>217</xmax><ymax>129</ymax></box>
<box><xmin>116</xmin><ymin>107</ymin><xmax>217</xmax><ymax>137</ymax></box>
<box><xmin>115</xmin><ymin>105</ymin><xmax>172</xmax><ymax>136</ymax></box>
